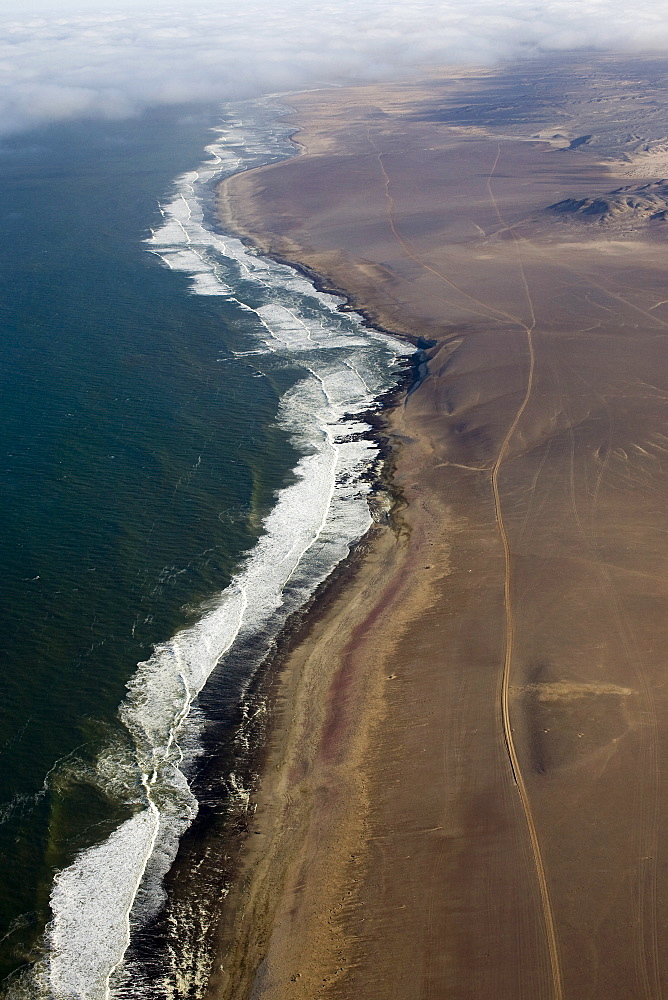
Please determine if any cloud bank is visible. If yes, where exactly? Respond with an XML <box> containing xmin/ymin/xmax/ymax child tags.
<box><xmin>0</xmin><ymin>0</ymin><xmax>667</xmax><ymax>134</ymax></box>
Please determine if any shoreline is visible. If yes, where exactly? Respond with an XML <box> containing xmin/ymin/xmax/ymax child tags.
<box><xmin>203</xmin><ymin>503</ymin><xmax>408</xmax><ymax>996</ymax></box>
<box><xmin>203</xmin><ymin>416</ymin><xmax>423</xmax><ymax>1000</ymax></box>
<box><xmin>198</xmin><ymin>284</ymin><xmax>417</xmax><ymax>997</ymax></box>
<box><xmin>216</xmin><ymin>160</ymin><xmax>426</xmax><ymax>345</ymax></box>
<box><xmin>204</xmin><ymin>107</ymin><xmax>426</xmax><ymax>998</ymax></box>
<box><xmin>206</xmin><ymin>94</ymin><xmax>455</xmax><ymax>998</ymax></box>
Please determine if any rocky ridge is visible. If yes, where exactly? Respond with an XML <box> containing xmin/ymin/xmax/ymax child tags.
<box><xmin>548</xmin><ymin>180</ymin><xmax>668</xmax><ymax>225</ymax></box>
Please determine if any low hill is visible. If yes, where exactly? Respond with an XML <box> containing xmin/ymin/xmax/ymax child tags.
<box><xmin>548</xmin><ymin>180</ymin><xmax>668</xmax><ymax>224</ymax></box>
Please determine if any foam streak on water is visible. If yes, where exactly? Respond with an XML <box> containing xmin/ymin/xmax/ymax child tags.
<box><xmin>37</xmin><ymin>100</ymin><xmax>408</xmax><ymax>1000</ymax></box>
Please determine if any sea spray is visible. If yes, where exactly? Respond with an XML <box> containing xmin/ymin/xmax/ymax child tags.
<box><xmin>27</xmin><ymin>99</ymin><xmax>409</xmax><ymax>999</ymax></box>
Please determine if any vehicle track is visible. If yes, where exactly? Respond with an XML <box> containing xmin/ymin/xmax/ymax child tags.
<box><xmin>369</xmin><ymin>129</ymin><xmax>565</xmax><ymax>1000</ymax></box>
<box><xmin>486</xmin><ymin>144</ymin><xmax>564</xmax><ymax>1000</ymax></box>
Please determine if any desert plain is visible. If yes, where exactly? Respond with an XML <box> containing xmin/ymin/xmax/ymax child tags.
<box><xmin>210</xmin><ymin>55</ymin><xmax>668</xmax><ymax>1000</ymax></box>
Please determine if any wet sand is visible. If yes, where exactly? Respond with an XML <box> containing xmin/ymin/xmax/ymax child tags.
<box><xmin>210</xmin><ymin>59</ymin><xmax>668</xmax><ymax>999</ymax></box>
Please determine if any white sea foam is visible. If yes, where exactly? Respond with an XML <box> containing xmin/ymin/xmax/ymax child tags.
<box><xmin>45</xmin><ymin>811</ymin><xmax>160</xmax><ymax>1000</ymax></box>
<box><xmin>40</xmin><ymin>99</ymin><xmax>408</xmax><ymax>1000</ymax></box>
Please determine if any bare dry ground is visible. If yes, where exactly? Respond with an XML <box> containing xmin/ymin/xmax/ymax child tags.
<box><xmin>211</xmin><ymin>56</ymin><xmax>668</xmax><ymax>1000</ymax></box>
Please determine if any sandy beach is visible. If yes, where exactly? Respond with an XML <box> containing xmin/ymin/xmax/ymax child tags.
<box><xmin>209</xmin><ymin>57</ymin><xmax>668</xmax><ymax>999</ymax></box>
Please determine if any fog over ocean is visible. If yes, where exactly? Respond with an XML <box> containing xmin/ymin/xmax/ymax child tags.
<box><xmin>0</xmin><ymin>0</ymin><xmax>665</xmax><ymax>136</ymax></box>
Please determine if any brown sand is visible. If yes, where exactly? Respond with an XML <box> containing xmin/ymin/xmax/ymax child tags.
<box><xmin>209</xmin><ymin>60</ymin><xmax>668</xmax><ymax>1000</ymax></box>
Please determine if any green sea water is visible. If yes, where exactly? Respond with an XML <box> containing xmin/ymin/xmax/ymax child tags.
<box><xmin>0</xmin><ymin>105</ymin><xmax>302</xmax><ymax>981</ymax></box>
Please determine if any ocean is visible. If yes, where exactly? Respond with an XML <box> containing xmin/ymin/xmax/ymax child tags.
<box><xmin>0</xmin><ymin>99</ymin><xmax>407</xmax><ymax>998</ymax></box>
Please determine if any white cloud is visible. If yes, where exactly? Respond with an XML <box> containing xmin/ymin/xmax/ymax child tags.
<box><xmin>0</xmin><ymin>0</ymin><xmax>665</xmax><ymax>133</ymax></box>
